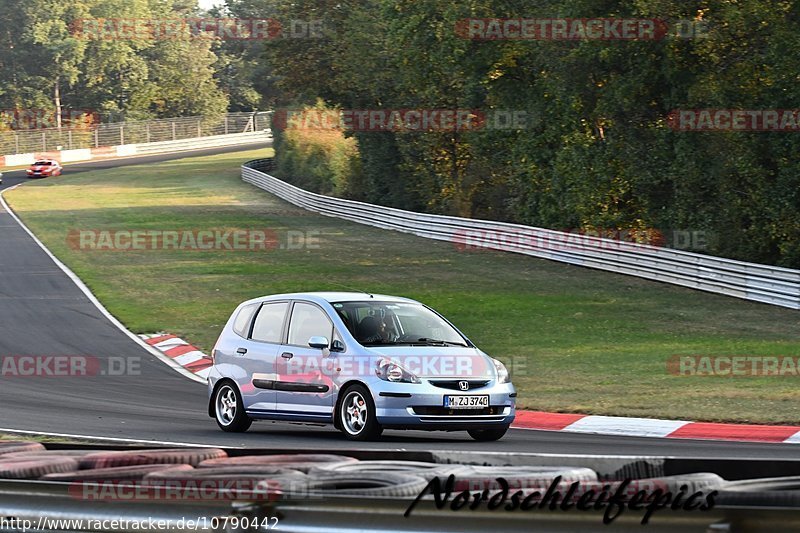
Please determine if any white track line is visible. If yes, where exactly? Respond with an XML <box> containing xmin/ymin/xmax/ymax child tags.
<box><xmin>0</xmin><ymin>185</ymin><xmax>205</xmax><ymax>384</ymax></box>
<box><xmin>0</xmin><ymin>427</ymin><xmax>237</xmax><ymax>448</ymax></box>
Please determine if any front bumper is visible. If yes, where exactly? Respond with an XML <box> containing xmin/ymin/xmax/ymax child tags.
<box><xmin>372</xmin><ymin>378</ymin><xmax>516</xmax><ymax>430</ymax></box>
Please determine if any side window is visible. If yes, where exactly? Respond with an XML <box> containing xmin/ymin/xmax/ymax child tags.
<box><xmin>232</xmin><ymin>303</ymin><xmax>259</xmax><ymax>338</ymax></box>
<box><xmin>288</xmin><ymin>302</ymin><xmax>332</xmax><ymax>346</ymax></box>
<box><xmin>251</xmin><ymin>302</ymin><xmax>289</xmax><ymax>343</ymax></box>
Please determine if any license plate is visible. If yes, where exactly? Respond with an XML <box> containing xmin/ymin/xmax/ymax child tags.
<box><xmin>444</xmin><ymin>395</ymin><xmax>489</xmax><ymax>409</ymax></box>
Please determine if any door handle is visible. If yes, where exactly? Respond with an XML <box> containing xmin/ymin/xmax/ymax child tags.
<box><xmin>236</xmin><ymin>348</ymin><xmax>247</xmax><ymax>355</ymax></box>
<box><xmin>281</xmin><ymin>352</ymin><xmax>294</xmax><ymax>359</ymax></box>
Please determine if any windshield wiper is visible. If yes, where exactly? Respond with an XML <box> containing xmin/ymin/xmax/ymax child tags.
<box><xmin>413</xmin><ymin>338</ymin><xmax>468</xmax><ymax>347</ymax></box>
<box><xmin>362</xmin><ymin>338</ymin><xmax>468</xmax><ymax>347</ymax></box>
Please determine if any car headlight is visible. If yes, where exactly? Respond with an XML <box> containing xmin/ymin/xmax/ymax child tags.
<box><xmin>493</xmin><ymin>358</ymin><xmax>510</xmax><ymax>384</ymax></box>
<box><xmin>375</xmin><ymin>358</ymin><xmax>420</xmax><ymax>384</ymax></box>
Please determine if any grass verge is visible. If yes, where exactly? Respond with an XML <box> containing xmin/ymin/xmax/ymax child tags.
<box><xmin>5</xmin><ymin>147</ymin><xmax>800</xmax><ymax>424</ymax></box>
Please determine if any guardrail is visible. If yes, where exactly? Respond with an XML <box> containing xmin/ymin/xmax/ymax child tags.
<box><xmin>1</xmin><ymin>131</ymin><xmax>272</xmax><ymax>169</ymax></box>
<box><xmin>120</xmin><ymin>130</ymin><xmax>272</xmax><ymax>157</ymax></box>
<box><xmin>0</xmin><ymin>112</ymin><xmax>271</xmax><ymax>155</ymax></box>
<box><xmin>242</xmin><ymin>159</ymin><xmax>800</xmax><ymax>310</ymax></box>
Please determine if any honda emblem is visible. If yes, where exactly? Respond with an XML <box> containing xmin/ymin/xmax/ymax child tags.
<box><xmin>458</xmin><ymin>381</ymin><xmax>469</xmax><ymax>391</ymax></box>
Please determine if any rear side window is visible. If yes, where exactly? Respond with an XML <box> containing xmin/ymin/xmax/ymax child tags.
<box><xmin>251</xmin><ymin>302</ymin><xmax>289</xmax><ymax>343</ymax></box>
<box><xmin>232</xmin><ymin>303</ymin><xmax>259</xmax><ymax>338</ymax></box>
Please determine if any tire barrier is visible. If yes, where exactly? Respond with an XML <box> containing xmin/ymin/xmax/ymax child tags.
<box><xmin>0</xmin><ymin>445</ymin><xmax>736</xmax><ymax>508</ymax></box>
<box><xmin>78</xmin><ymin>448</ymin><xmax>227</xmax><ymax>469</ymax></box>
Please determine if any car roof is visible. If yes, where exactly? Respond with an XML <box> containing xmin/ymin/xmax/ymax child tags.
<box><xmin>240</xmin><ymin>292</ymin><xmax>419</xmax><ymax>307</ymax></box>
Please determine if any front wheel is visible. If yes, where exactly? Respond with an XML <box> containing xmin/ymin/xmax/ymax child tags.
<box><xmin>214</xmin><ymin>382</ymin><xmax>252</xmax><ymax>432</ymax></box>
<box><xmin>468</xmin><ymin>426</ymin><xmax>509</xmax><ymax>441</ymax></box>
<box><xmin>337</xmin><ymin>385</ymin><xmax>383</xmax><ymax>441</ymax></box>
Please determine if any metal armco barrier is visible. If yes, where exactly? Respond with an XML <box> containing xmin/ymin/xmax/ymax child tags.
<box><xmin>1</xmin><ymin>131</ymin><xmax>272</xmax><ymax>169</ymax></box>
<box><xmin>242</xmin><ymin>159</ymin><xmax>800</xmax><ymax>310</ymax></box>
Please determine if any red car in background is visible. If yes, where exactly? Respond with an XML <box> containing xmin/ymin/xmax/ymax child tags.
<box><xmin>27</xmin><ymin>160</ymin><xmax>62</xmax><ymax>178</ymax></box>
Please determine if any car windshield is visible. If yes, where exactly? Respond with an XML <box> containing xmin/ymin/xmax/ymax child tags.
<box><xmin>332</xmin><ymin>301</ymin><xmax>469</xmax><ymax>346</ymax></box>
<box><xmin>34</xmin><ymin>161</ymin><xmax>51</xmax><ymax>166</ymax></box>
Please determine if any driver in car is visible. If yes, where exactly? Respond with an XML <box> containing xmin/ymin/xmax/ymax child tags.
<box><xmin>358</xmin><ymin>315</ymin><xmax>398</xmax><ymax>344</ymax></box>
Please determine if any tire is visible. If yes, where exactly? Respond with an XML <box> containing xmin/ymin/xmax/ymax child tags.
<box><xmin>79</xmin><ymin>448</ymin><xmax>227</xmax><ymax>469</ymax></box>
<box><xmin>0</xmin><ymin>457</ymin><xmax>78</xmax><ymax>479</ymax></box>
<box><xmin>3</xmin><ymin>450</ymin><xmax>95</xmax><ymax>459</ymax></box>
<box><xmin>144</xmin><ymin>466</ymin><xmax>308</xmax><ymax>500</ymax></box>
<box><xmin>310</xmin><ymin>460</ymin><xmax>461</xmax><ymax>480</ymax></box>
<box><xmin>199</xmin><ymin>454</ymin><xmax>358</xmax><ymax>473</ymax></box>
<box><xmin>468</xmin><ymin>426</ymin><xmax>509</xmax><ymax>441</ymax></box>
<box><xmin>574</xmin><ymin>473</ymin><xmax>727</xmax><ymax>502</ymax></box>
<box><xmin>0</xmin><ymin>441</ymin><xmax>46</xmax><ymax>456</ymax></box>
<box><xmin>214</xmin><ymin>382</ymin><xmax>252</xmax><ymax>432</ymax></box>
<box><xmin>298</xmin><ymin>472</ymin><xmax>429</xmax><ymax>498</ymax></box>
<box><xmin>337</xmin><ymin>384</ymin><xmax>382</xmax><ymax>441</ymax></box>
<box><xmin>715</xmin><ymin>476</ymin><xmax>800</xmax><ymax>507</ymax></box>
<box><xmin>450</xmin><ymin>465</ymin><xmax>598</xmax><ymax>492</ymax></box>
<box><xmin>144</xmin><ymin>466</ymin><xmax>305</xmax><ymax>482</ymax></box>
<box><xmin>41</xmin><ymin>464</ymin><xmax>193</xmax><ymax>482</ymax></box>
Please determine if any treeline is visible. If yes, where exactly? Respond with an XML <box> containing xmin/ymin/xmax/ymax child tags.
<box><xmin>0</xmin><ymin>0</ymin><xmax>262</xmax><ymax>126</ymax></box>
<box><xmin>3</xmin><ymin>0</ymin><xmax>798</xmax><ymax>267</ymax></box>
<box><xmin>244</xmin><ymin>0</ymin><xmax>800</xmax><ymax>268</ymax></box>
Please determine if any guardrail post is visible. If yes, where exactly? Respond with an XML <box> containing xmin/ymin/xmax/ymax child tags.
<box><xmin>197</xmin><ymin>119</ymin><xmax>202</xmax><ymax>138</ymax></box>
<box><xmin>14</xmin><ymin>134</ymin><xmax>19</xmax><ymax>154</ymax></box>
<box><xmin>42</xmin><ymin>132</ymin><xmax>46</xmax><ymax>152</ymax></box>
<box><xmin>172</xmin><ymin>122</ymin><xmax>176</xmax><ymax>140</ymax></box>
<box><xmin>68</xmin><ymin>130</ymin><xmax>72</xmax><ymax>150</ymax></box>
<box><xmin>94</xmin><ymin>128</ymin><xmax>99</xmax><ymax>148</ymax></box>
<box><xmin>146</xmin><ymin>123</ymin><xmax>151</xmax><ymax>143</ymax></box>
<box><xmin>120</xmin><ymin>125</ymin><xmax>124</xmax><ymax>145</ymax></box>
<box><xmin>225</xmin><ymin>116</ymin><xmax>229</xmax><ymax>135</ymax></box>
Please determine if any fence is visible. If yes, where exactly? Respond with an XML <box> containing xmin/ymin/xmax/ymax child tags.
<box><xmin>242</xmin><ymin>159</ymin><xmax>800</xmax><ymax>310</ymax></box>
<box><xmin>0</xmin><ymin>112</ymin><xmax>270</xmax><ymax>155</ymax></box>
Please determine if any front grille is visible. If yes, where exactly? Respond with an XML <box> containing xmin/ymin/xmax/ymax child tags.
<box><xmin>429</xmin><ymin>379</ymin><xmax>490</xmax><ymax>391</ymax></box>
<box><xmin>412</xmin><ymin>406</ymin><xmax>503</xmax><ymax>416</ymax></box>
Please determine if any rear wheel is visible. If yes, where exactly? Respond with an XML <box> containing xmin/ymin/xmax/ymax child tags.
<box><xmin>468</xmin><ymin>426</ymin><xmax>509</xmax><ymax>441</ymax></box>
<box><xmin>214</xmin><ymin>383</ymin><xmax>252</xmax><ymax>432</ymax></box>
<box><xmin>337</xmin><ymin>385</ymin><xmax>382</xmax><ymax>441</ymax></box>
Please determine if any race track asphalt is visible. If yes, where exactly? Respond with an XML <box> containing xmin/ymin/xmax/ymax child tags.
<box><xmin>1</xmin><ymin>144</ymin><xmax>798</xmax><ymax>459</ymax></box>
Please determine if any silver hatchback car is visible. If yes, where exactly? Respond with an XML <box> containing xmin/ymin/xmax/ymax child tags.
<box><xmin>207</xmin><ymin>292</ymin><xmax>516</xmax><ymax>441</ymax></box>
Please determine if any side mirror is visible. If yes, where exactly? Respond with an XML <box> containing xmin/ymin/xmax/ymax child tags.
<box><xmin>308</xmin><ymin>336</ymin><xmax>329</xmax><ymax>349</ymax></box>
